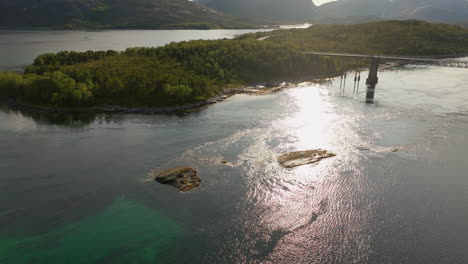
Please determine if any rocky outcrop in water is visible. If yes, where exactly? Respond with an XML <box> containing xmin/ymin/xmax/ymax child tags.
<box><xmin>154</xmin><ymin>167</ymin><xmax>201</xmax><ymax>191</ymax></box>
<box><xmin>278</xmin><ymin>149</ymin><xmax>336</xmax><ymax>168</ymax></box>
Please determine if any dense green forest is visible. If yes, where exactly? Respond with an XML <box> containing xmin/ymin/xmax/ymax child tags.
<box><xmin>2</xmin><ymin>20</ymin><xmax>468</xmax><ymax>108</ymax></box>
<box><xmin>0</xmin><ymin>40</ymin><xmax>351</xmax><ymax>107</ymax></box>
<box><xmin>246</xmin><ymin>20</ymin><xmax>468</xmax><ymax>55</ymax></box>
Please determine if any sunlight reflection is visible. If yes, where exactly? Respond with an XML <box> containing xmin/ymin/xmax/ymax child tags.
<box><xmin>233</xmin><ymin>82</ymin><xmax>373</xmax><ymax>261</ymax></box>
<box><xmin>280</xmin><ymin>83</ymin><xmax>337</xmax><ymax>150</ymax></box>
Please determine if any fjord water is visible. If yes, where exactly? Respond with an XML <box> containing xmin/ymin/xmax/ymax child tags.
<box><xmin>1</xmin><ymin>32</ymin><xmax>468</xmax><ymax>263</ymax></box>
<box><xmin>0</xmin><ymin>29</ymin><xmax>264</xmax><ymax>71</ymax></box>
<box><xmin>1</xmin><ymin>64</ymin><xmax>468</xmax><ymax>263</ymax></box>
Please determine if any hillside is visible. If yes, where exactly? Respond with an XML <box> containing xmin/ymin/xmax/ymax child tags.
<box><xmin>247</xmin><ymin>20</ymin><xmax>468</xmax><ymax>55</ymax></box>
<box><xmin>196</xmin><ymin>0</ymin><xmax>316</xmax><ymax>22</ymax></box>
<box><xmin>318</xmin><ymin>0</ymin><xmax>468</xmax><ymax>23</ymax></box>
<box><xmin>0</xmin><ymin>0</ymin><xmax>253</xmax><ymax>29</ymax></box>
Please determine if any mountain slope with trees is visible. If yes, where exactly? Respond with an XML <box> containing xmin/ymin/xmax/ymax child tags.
<box><xmin>196</xmin><ymin>0</ymin><xmax>316</xmax><ymax>22</ymax></box>
<box><xmin>0</xmin><ymin>0</ymin><xmax>252</xmax><ymax>29</ymax></box>
<box><xmin>248</xmin><ymin>20</ymin><xmax>468</xmax><ymax>55</ymax></box>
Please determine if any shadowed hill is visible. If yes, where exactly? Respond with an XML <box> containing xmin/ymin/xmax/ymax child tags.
<box><xmin>318</xmin><ymin>0</ymin><xmax>468</xmax><ymax>23</ymax></box>
<box><xmin>196</xmin><ymin>0</ymin><xmax>316</xmax><ymax>22</ymax></box>
<box><xmin>0</xmin><ymin>0</ymin><xmax>253</xmax><ymax>29</ymax></box>
<box><xmin>246</xmin><ymin>20</ymin><xmax>468</xmax><ymax>55</ymax></box>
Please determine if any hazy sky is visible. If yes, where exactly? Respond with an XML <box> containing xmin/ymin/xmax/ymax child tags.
<box><xmin>313</xmin><ymin>0</ymin><xmax>336</xmax><ymax>6</ymax></box>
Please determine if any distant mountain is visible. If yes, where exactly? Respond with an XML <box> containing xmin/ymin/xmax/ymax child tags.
<box><xmin>318</xmin><ymin>0</ymin><xmax>468</xmax><ymax>23</ymax></box>
<box><xmin>196</xmin><ymin>0</ymin><xmax>316</xmax><ymax>22</ymax></box>
<box><xmin>0</xmin><ymin>0</ymin><xmax>252</xmax><ymax>29</ymax></box>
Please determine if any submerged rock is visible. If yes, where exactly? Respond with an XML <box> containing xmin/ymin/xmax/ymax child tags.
<box><xmin>355</xmin><ymin>145</ymin><xmax>404</xmax><ymax>153</ymax></box>
<box><xmin>389</xmin><ymin>146</ymin><xmax>401</xmax><ymax>152</ymax></box>
<box><xmin>278</xmin><ymin>149</ymin><xmax>336</xmax><ymax>168</ymax></box>
<box><xmin>154</xmin><ymin>167</ymin><xmax>201</xmax><ymax>191</ymax></box>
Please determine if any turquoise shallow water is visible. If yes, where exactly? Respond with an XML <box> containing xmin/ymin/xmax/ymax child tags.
<box><xmin>0</xmin><ymin>197</ymin><xmax>182</xmax><ymax>264</ymax></box>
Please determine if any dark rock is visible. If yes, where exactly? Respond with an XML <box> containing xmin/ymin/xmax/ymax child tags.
<box><xmin>154</xmin><ymin>167</ymin><xmax>201</xmax><ymax>191</ymax></box>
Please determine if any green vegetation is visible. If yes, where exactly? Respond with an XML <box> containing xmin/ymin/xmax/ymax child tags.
<box><xmin>162</xmin><ymin>22</ymin><xmax>253</xmax><ymax>30</ymax></box>
<box><xmin>0</xmin><ymin>0</ymin><xmax>255</xmax><ymax>30</ymax></box>
<box><xmin>199</xmin><ymin>0</ymin><xmax>316</xmax><ymax>21</ymax></box>
<box><xmin>0</xmin><ymin>40</ymin><xmax>352</xmax><ymax>107</ymax></box>
<box><xmin>247</xmin><ymin>20</ymin><xmax>468</xmax><ymax>55</ymax></box>
<box><xmin>2</xmin><ymin>20</ymin><xmax>468</xmax><ymax>109</ymax></box>
<box><xmin>163</xmin><ymin>23</ymin><xmax>223</xmax><ymax>30</ymax></box>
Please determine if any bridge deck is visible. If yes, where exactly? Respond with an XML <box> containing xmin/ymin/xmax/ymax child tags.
<box><xmin>304</xmin><ymin>52</ymin><xmax>468</xmax><ymax>68</ymax></box>
<box><xmin>304</xmin><ymin>52</ymin><xmax>468</xmax><ymax>101</ymax></box>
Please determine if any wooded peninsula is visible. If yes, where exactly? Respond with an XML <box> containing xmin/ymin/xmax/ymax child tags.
<box><xmin>2</xmin><ymin>20</ymin><xmax>468</xmax><ymax>109</ymax></box>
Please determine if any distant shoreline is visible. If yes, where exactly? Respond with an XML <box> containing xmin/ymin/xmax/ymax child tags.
<box><xmin>0</xmin><ymin>62</ymin><xmax>409</xmax><ymax>117</ymax></box>
<box><xmin>1</xmin><ymin>79</ymin><xmax>332</xmax><ymax>116</ymax></box>
<box><xmin>1</xmin><ymin>83</ymin><xmax>289</xmax><ymax>115</ymax></box>
<box><xmin>1</xmin><ymin>64</ymin><xmax>407</xmax><ymax>116</ymax></box>
<box><xmin>0</xmin><ymin>25</ymin><xmax>266</xmax><ymax>31</ymax></box>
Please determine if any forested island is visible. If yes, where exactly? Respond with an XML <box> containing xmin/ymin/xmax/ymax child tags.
<box><xmin>1</xmin><ymin>20</ymin><xmax>468</xmax><ymax>110</ymax></box>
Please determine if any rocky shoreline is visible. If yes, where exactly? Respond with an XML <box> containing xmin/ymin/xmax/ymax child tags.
<box><xmin>2</xmin><ymin>81</ymin><xmax>301</xmax><ymax>115</ymax></box>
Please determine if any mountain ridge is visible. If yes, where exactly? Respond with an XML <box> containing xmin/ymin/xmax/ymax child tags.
<box><xmin>0</xmin><ymin>0</ymin><xmax>254</xmax><ymax>29</ymax></box>
<box><xmin>318</xmin><ymin>0</ymin><xmax>468</xmax><ymax>23</ymax></box>
<box><xmin>195</xmin><ymin>0</ymin><xmax>317</xmax><ymax>22</ymax></box>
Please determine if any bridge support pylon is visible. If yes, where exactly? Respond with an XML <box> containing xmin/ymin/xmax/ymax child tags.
<box><xmin>365</xmin><ymin>57</ymin><xmax>380</xmax><ymax>103</ymax></box>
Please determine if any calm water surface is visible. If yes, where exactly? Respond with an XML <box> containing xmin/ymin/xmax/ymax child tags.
<box><xmin>0</xmin><ymin>29</ymin><xmax>265</xmax><ymax>71</ymax></box>
<box><xmin>0</xmin><ymin>31</ymin><xmax>467</xmax><ymax>263</ymax></box>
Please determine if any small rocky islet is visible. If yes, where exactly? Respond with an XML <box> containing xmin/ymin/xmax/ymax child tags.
<box><xmin>278</xmin><ymin>149</ymin><xmax>336</xmax><ymax>168</ymax></box>
<box><xmin>154</xmin><ymin>149</ymin><xmax>335</xmax><ymax>191</ymax></box>
<box><xmin>154</xmin><ymin>167</ymin><xmax>201</xmax><ymax>191</ymax></box>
